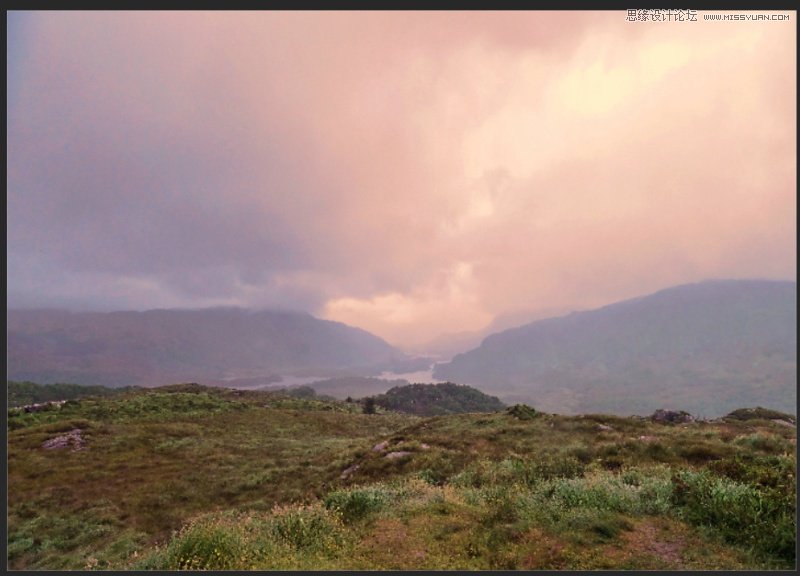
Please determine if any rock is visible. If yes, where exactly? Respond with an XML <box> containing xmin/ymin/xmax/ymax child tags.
<box><xmin>23</xmin><ymin>400</ymin><xmax>66</xmax><ymax>413</ymax></box>
<box><xmin>42</xmin><ymin>429</ymin><xmax>85</xmax><ymax>451</ymax></box>
<box><xmin>596</xmin><ymin>424</ymin><xmax>613</xmax><ymax>431</ymax></box>
<box><xmin>372</xmin><ymin>440</ymin><xmax>390</xmax><ymax>452</ymax></box>
<box><xmin>340</xmin><ymin>464</ymin><xmax>360</xmax><ymax>479</ymax></box>
<box><xmin>638</xmin><ymin>435</ymin><xmax>658</xmax><ymax>442</ymax></box>
<box><xmin>772</xmin><ymin>419</ymin><xmax>796</xmax><ymax>428</ymax></box>
<box><xmin>651</xmin><ymin>409</ymin><xmax>694</xmax><ymax>424</ymax></box>
<box><xmin>420</xmin><ymin>443</ymin><xmax>431</xmax><ymax>450</ymax></box>
<box><xmin>385</xmin><ymin>451</ymin><xmax>412</xmax><ymax>460</ymax></box>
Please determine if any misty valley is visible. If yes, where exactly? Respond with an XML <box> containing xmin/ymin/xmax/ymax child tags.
<box><xmin>6</xmin><ymin>280</ymin><xmax>797</xmax><ymax>570</ymax></box>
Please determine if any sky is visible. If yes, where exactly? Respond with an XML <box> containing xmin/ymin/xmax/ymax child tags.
<box><xmin>7</xmin><ymin>10</ymin><xmax>797</xmax><ymax>351</ymax></box>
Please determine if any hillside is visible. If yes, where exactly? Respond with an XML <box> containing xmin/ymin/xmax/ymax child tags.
<box><xmin>6</xmin><ymin>383</ymin><xmax>795</xmax><ymax>570</ymax></box>
<box><xmin>307</xmin><ymin>376</ymin><xmax>410</xmax><ymax>399</ymax></box>
<box><xmin>370</xmin><ymin>382</ymin><xmax>506</xmax><ymax>416</ymax></box>
<box><xmin>6</xmin><ymin>307</ymin><xmax>409</xmax><ymax>387</ymax></box>
<box><xmin>433</xmin><ymin>280</ymin><xmax>797</xmax><ymax>417</ymax></box>
<box><xmin>7</xmin><ymin>380</ymin><xmax>139</xmax><ymax>408</ymax></box>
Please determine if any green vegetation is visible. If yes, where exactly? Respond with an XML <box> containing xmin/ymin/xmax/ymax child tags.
<box><xmin>723</xmin><ymin>406</ymin><xmax>796</xmax><ymax>424</ymax></box>
<box><xmin>7</xmin><ymin>383</ymin><xmax>796</xmax><ymax>570</ymax></box>
<box><xmin>367</xmin><ymin>382</ymin><xmax>506</xmax><ymax>416</ymax></box>
<box><xmin>7</xmin><ymin>380</ymin><xmax>139</xmax><ymax>408</ymax></box>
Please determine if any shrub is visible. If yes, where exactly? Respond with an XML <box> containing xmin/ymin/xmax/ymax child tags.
<box><xmin>733</xmin><ymin>433</ymin><xmax>788</xmax><ymax>455</ymax></box>
<box><xmin>479</xmin><ymin>484</ymin><xmax>521</xmax><ymax>524</ymax></box>
<box><xmin>557</xmin><ymin>508</ymin><xmax>634</xmax><ymax>544</ymax></box>
<box><xmin>161</xmin><ymin>518</ymin><xmax>246</xmax><ymax>570</ymax></box>
<box><xmin>323</xmin><ymin>486</ymin><xmax>389</xmax><ymax>524</ymax></box>
<box><xmin>506</xmin><ymin>404</ymin><xmax>538</xmax><ymax>420</ymax></box>
<box><xmin>270</xmin><ymin>504</ymin><xmax>344</xmax><ymax>552</ymax></box>
<box><xmin>677</xmin><ymin>441</ymin><xmax>727</xmax><ymax>464</ymax></box>
<box><xmin>670</xmin><ymin>469</ymin><xmax>796</xmax><ymax>564</ymax></box>
<box><xmin>708</xmin><ymin>454</ymin><xmax>795</xmax><ymax>493</ymax></box>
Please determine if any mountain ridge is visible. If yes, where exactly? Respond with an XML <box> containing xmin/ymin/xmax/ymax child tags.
<box><xmin>433</xmin><ymin>279</ymin><xmax>796</xmax><ymax>417</ymax></box>
<box><xmin>7</xmin><ymin>307</ymin><xmax>410</xmax><ymax>387</ymax></box>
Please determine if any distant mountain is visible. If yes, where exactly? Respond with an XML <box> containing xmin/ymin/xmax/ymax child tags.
<box><xmin>7</xmin><ymin>307</ymin><xmax>408</xmax><ymax>387</ymax></box>
<box><xmin>413</xmin><ymin>307</ymin><xmax>577</xmax><ymax>359</ymax></box>
<box><xmin>433</xmin><ymin>280</ymin><xmax>797</xmax><ymax>417</ymax></box>
<box><xmin>370</xmin><ymin>382</ymin><xmax>506</xmax><ymax>416</ymax></box>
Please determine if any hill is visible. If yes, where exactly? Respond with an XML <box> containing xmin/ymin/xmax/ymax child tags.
<box><xmin>369</xmin><ymin>382</ymin><xmax>506</xmax><ymax>416</ymax></box>
<box><xmin>307</xmin><ymin>376</ymin><xmax>410</xmax><ymax>399</ymax></box>
<box><xmin>433</xmin><ymin>280</ymin><xmax>797</xmax><ymax>417</ymax></box>
<box><xmin>6</xmin><ymin>383</ymin><xmax>795</xmax><ymax>570</ymax></box>
<box><xmin>7</xmin><ymin>380</ymin><xmax>140</xmax><ymax>408</ymax></box>
<box><xmin>6</xmin><ymin>307</ymin><xmax>409</xmax><ymax>387</ymax></box>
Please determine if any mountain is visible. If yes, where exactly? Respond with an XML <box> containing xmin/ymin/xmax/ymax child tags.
<box><xmin>6</xmin><ymin>307</ymin><xmax>408</xmax><ymax>387</ymax></box>
<box><xmin>433</xmin><ymin>280</ymin><xmax>797</xmax><ymax>417</ymax></box>
<box><xmin>413</xmin><ymin>307</ymin><xmax>577</xmax><ymax>359</ymax></box>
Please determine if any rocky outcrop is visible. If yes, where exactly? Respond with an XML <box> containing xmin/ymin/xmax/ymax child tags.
<box><xmin>42</xmin><ymin>429</ymin><xmax>85</xmax><ymax>451</ymax></box>
<box><xmin>651</xmin><ymin>409</ymin><xmax>694</xmax><ymax>424</ymax></box>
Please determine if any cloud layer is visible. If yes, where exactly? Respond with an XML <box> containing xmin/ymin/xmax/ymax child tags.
<box><xmin>8</xmin><ymin>11</ymin><xmax>796</xmax><ymax>349</ymax></box>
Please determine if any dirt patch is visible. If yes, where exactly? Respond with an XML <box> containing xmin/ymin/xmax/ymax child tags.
<box><xmin>619</xmin><ymin>519</ymin><xmax>686</xmax><ymax>568</ymax></box>
<box><xmin>519</xmin><ymin>527</ymin><xmax>567</xmax><ymax>569</ymax></box>
<box><xmin>356</xmin><ymin>518</ymin><xmax>425</xmax><ymax>569</ymax></box>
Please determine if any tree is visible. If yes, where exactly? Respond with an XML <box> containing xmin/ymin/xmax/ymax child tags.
<box><xmin>363</xmin><ymin>397</ymin><xmax>376</xmax><ymax>415</ymax></box>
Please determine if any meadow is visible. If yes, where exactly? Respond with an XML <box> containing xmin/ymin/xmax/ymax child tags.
<box><xmin>6</xmin><ymin>383</ymin><xmax>796</xmax><ymax>570</ymax></box>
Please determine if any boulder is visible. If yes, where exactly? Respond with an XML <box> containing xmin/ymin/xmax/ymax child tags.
<box><xmin>651</xmin><ymin>409</ymin><xmax>694</xmax><ymax>424</ymax></box>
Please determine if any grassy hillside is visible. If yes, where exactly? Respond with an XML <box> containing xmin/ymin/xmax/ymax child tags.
<box><xmin>6</xmin><ymin>383</ymin><xmax>796</xmax><ymax>570</ymax></box>
<box><xmin>7</xmin><ymin>380</ymin><xmax>140</xmax><ymax>408</ymax></box>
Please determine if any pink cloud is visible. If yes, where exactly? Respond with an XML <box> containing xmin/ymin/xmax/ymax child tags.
<box><xmin>8</xmin><ymin>11</ymin><xmax>796</xmax><ymax>348</ymax></box>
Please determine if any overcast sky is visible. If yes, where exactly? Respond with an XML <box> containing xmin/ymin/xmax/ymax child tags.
<box><xmin>7</xmin><ymin>11</ymin><xmax>796</xmax><ymax>349</ymax></box>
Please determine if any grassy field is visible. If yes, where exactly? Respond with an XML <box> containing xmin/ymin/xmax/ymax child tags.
<box><xmin>6</xmin><ymin>383</ymin><xmax>796</xmax><ymax>570</ymax></box>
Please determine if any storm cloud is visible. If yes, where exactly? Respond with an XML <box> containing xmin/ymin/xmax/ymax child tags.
<box><xmin>7</xmin><ymin>11</ymin><xmax>796</xmax><ymax>349</ymax></box>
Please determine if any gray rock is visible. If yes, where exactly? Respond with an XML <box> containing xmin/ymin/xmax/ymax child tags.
<box><xmin>651</xmin><ymin>409</ymin><xmax>694</xmax><ymax>424</ymax></box>
<box><xmin>772</xmin><ymin>419</ymin><xmax>796</xmax><ymax>428</ymax></box>
<box><xmin>384</xmin><ymin>451</ymin><xmax>412</xmax><ymax>460</ymax></box>
<box><xmin>340</xmin><ymin>464</ymin><xmax>360</xmax><ymax>479</ymax></box>
<box><xmin>42</xmin><ymin>429</ymin><xmax>85</xmax><ymax>451</ymax></box>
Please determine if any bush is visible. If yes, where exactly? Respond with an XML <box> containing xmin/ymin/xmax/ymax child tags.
<box><xmin>506</xmin><ymin>404</ymin><xmax>538</xmax><ymax>420</ymax></box>
<box><xmin>323</xmin><ymin>486</ymin><xmax>389</xmax><ymax>524</ymax></box>
<box><xmin>557</xmin><ymin>508</ymin><xmax>633</xmax><ymax>544</ymax></box>
<box><xmin>670</xmin><ymin>469</ymin><xmax>796</xmax><ymax>564</ymax></box>
<box><xmin>708</xmin><ymin>454</ymin><xmax>795</xmax><ymax>493</ymax></box>
<box><xmin>733</xmin><ymin>433</ymin><xmax>788</xmax><ymax>455</ymax></box>
<box><xmin>160</xmin><ymin>517</ymin><xmax>246</xmax><ymax>570</ymax></box>
<box><xmin>270</xmin><ymin>505</ymin><xmax>343</xmax><ymax>551</ymax></box>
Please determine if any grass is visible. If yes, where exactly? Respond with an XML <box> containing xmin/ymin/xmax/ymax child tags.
<box><xmin>7</xmin><ymin>383</ymin><xmax>796</xmax><ymax>570</ymax></box>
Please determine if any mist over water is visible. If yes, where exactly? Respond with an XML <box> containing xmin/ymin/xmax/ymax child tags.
<box><xmin>377</xmin><ymin>364</ymin><xmax>448</xmax><ymax>385</ymax></box>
